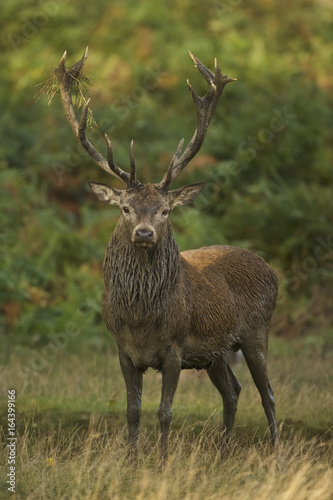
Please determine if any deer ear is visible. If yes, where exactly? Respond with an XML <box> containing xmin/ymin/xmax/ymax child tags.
<box><xmin>168</xmin><ymin>182</ymin><xmax>205</xmax><ymax>208</ymax></box>
<box><xmin>88</xmin><ymin>181</ymin><xmax>122</xmax><ymax>206</ymax></box>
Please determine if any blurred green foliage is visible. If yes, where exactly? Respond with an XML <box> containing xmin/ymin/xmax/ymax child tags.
<box><xmin>1</xmin><ymin>0</ymin><xmax>332</xmax><ymax>343</ymax></box>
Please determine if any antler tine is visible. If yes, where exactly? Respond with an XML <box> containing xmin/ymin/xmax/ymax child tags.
<box><xmin>104</xmin><ymin>134</ymin><xmax>133</xmax><ymax>186</ymax></box>
<box><xmin>129</xmin><ymin>140</ymin><xmax>137</xmax><ymax>187</ymax></box>
<box><xmin>159</xmin><ymin>53</ymin><xmax>236</xmax><ymax>190</ymax></box>
<box><xmin>55</xmin><ymin>47</ymin><xmax>133</xmax><ymax>187</ymax></box>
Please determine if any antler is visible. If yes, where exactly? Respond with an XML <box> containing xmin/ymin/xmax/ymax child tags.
<box><xmin>158</xmin><ymin>52</ymin><xmax>236</xmax><ymax>190</ymax></box>
<box><xmin>55</xmin><ymin>47</ymin><xmax>138</xmax><ymax>188</ymax></box>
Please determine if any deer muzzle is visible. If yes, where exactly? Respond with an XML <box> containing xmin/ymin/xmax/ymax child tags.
<box><xmin>132</xmin><ymin>225</ymin><xmax>157</xmax><ymax>247</ymax></box>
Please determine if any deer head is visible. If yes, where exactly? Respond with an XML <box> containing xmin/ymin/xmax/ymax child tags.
<box><xmin>55</xmin><ymin>48</ymin><xmax>236</xmax><ymax>247</ymax></box>
<box><xmin>88</xmin><ymin>182</ymin><xmax>205</xmax><ymax>248</ymax></box>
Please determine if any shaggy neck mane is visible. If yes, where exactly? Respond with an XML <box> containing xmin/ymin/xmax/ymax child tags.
<box><xmin>103</xmin><ymin>221</ymin><xmax>181</xmax><ymax>323</ymax></box>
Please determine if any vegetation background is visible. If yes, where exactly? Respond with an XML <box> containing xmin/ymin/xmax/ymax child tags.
<box><xmin>0</xmin><ymin>0</ymin><xmax>332</xmax><ymax>498</ymax></box>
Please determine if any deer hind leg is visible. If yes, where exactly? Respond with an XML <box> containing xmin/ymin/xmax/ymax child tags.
<box><xmin>206</xmin><ymin>358</ymin><xmax>241</xmax><ymax>444</ymax></box>
<box><xmin>241</xmin><ymin>335</ymin><xmax>279</xmax><ymax>447</ymax></box>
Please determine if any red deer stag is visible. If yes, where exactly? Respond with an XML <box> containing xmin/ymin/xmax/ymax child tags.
<box><xmin>54</xmin><ymin>48</ymin><xmax>279</xmax><ymax>463</ymax></box>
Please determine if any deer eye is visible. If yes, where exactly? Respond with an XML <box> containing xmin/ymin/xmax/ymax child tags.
<box><xmin>161</xmin><ymin>209</ymin><xmax>169</xmax><ymax>217</ymax></box>
<box><xmin>122</xmin><ymin>206</ymin><xmax>130</xmax><ymax>214</ymax></box>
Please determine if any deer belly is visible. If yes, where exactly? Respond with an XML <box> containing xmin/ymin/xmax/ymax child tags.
<box><xmin>182</xmin><ymin>336</ymin><xmax>235</xmax><ymax>369</ymax></box>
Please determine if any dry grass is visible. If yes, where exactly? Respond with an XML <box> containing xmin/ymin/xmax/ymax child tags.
<box><xmin>1</xmin><ymin>337</ymin><xmax>332</xmax><ymax>499</ymax></box>
<box><xmin>4</xmin><ymin>422</ymin><xmax>333</xmax><ymax>500</ymax></box>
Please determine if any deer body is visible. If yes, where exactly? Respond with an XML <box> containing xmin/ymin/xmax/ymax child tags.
<box><xmin>103</xmin><ymin>225</ymin><xmax>277</xmax><ymax>373</ymax></box>
<box><xmin>54</xmin><ymin>49</ymin><xmax>279</xmax><ymax>463</ymax></box>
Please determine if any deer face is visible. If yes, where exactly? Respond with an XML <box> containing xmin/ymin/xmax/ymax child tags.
<box><xmin>88</xmin><ymin>181</ymin><xmax>205</xmax><ymax>248</ymax></box>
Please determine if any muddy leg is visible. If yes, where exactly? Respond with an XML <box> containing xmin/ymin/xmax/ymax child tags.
<box><xmin>158</xmin><ymin>348</ymin><xmax>182</xmax><ymax>466</ymax></box>
<box><xmin>206</xmin><ymin>357</ymin><xmax>241</xmax><ymax>445</ymax></box>
<box><xmin>241</xmin><ymin>344</ymin><xmax>278</xmax><ymax>446</ymax></box>
<box><xmin>118</xmin><ymin>350</ymin><xmax>143</xmax><ymax>463</ymax></box>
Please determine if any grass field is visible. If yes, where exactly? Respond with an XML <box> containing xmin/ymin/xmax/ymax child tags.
<box><xmin>1</xmin><ymin>336</ymin><xmax>332</xmax><ymax>499</ymax></box>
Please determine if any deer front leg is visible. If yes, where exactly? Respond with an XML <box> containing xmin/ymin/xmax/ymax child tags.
<box><xmin>118</xmin><ymin>349</ymin><xmax>143</xmax><ymax>464</ymax></box>
<box><xmin>158</xmin><ymin>347</ymin><xmax>182</xmax><ymax>465</ymax></box>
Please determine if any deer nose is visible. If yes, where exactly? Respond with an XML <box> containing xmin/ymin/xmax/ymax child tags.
<box><xmin>135</xmin><ymin>229</ymin><xmax>154</xmax><ymax>241</ymax></box>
